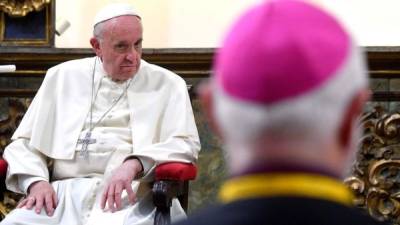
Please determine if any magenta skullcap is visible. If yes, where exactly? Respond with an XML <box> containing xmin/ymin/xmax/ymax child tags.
<box><xmin>214</xmin><ymin>0</ymin><xmax>351</xmax><ymax>104</ymax></box>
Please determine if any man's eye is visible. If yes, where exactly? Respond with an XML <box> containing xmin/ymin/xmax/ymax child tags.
<box><xmin>134</xmin><ymin>43</ymin><xmax>141</xmax><ymax>50</ymax></box>
<box><xmin>115</xmin><ymin>44</ymin><xmax>128</xmax><ymax>51</ymax></box>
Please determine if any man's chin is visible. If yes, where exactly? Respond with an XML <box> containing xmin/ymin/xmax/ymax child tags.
<box><xmin>112</xmin><ymin>70</ymin><xmax>137</xmax><ymax>81</ymax></box>
<box><xmin>123</xmin><ymin>67</ymin><xmax>138</xmax><ymax>74</ymax></box>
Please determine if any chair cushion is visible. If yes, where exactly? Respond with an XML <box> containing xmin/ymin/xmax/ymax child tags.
<box><xmin>155</xmin><ymin>162</ymin><xmax>197</xmax><ymax>181</ymax></box>
<box><xmin>0</xmin><ymin>159</ymin><xmax>8</xmax><ymax>177</ymax></box>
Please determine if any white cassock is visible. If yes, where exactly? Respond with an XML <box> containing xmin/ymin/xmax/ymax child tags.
<box><xmin>1</xmin><ymin>57</ymin><xmax>201</xmax><ymax>225</ymax></box>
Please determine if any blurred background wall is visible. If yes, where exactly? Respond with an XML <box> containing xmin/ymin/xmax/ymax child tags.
<box><xmin>56</xmin><ymin>0</ymin><xmax>400</xmax><ymax>48</ymax></box>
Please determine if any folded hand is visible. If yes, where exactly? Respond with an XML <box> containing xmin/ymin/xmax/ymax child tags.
<box><xmin>17</xmin><ymin>180</ymin><xmax>57</xmax><ymax>216</ymax></box>
<box><xmin>101</xmin><ymin>158</ymin><xmax>143</xmax><ymax>212</ymax></box>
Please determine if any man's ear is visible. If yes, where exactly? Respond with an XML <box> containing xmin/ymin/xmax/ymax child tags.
<box><xmin>198</xmin><ymin>81</ymin><xmax>223</xmax><ymax>139</ymax></box>
<box><xmin>338</xmin><ymin>88</ymin><xmax>370</xmax><ymax>150</ymax></box>
<box><xmin>90</xmin><ymin>37</ymin><xmax>101</xmax><ymax>57</ymax></box>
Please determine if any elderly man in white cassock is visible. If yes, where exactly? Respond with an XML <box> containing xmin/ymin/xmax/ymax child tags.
<box><xmin>0</xmin><ymin>3</ymin><xmax>200</xmax><ymax>225</ymax></box>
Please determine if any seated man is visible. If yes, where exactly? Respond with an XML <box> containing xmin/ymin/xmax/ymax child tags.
<box><xmin>1</xmin><ymin>3</ymin><xmax>200</xmax><ymax>225</ymax></box>
<box><xmin>176</xmin><ymin>0</ymin><xmax>388</xmax><ymax>225</ymax></box>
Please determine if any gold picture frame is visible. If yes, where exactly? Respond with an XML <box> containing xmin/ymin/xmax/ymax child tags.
<box><xmin>0</xmin><ymin>0</ymin><xmax>55</xmax><ymax>47</ymax></box>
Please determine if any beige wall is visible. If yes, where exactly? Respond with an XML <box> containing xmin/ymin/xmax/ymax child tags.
<box><xmin>55</xmin><ymin>0</ymin><xmax>400</xmax><ymax>48</ymax></box>
<box><xmin>313</xmin><ymin>0</ymin><xmax>400</xmax><ymax>47</ymax></box>
<box><xmin>55</xmin><ymin>0</ymin><xmax>261</xmax><ymax>48</ymax></box>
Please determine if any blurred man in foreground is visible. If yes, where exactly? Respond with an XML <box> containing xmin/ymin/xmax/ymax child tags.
<box><xmin>176</xmin><ymin>0</ymin><xmax>387</xmax><ymax>224</ymax></box>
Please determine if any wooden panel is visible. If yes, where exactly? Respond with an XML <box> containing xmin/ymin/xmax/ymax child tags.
<box><xmin>367</xmin><ymin>46</ymin><xmax>400</xmax><ymax>78</ymax></box>
<box><xmin>0</xmin><ymin>48</ymin><xmax>213</xmax><ymax>97</ymax></box>
<box><xmin>1</xmin><ymin>47</ymin><xmax>400</xmax><ymax>100</ymax></box>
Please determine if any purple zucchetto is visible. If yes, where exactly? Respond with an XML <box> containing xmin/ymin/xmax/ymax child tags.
<box><xmin>214</xmin><ymin>0</ymin><xmax>351</xmax><ymax>104</ymax></box>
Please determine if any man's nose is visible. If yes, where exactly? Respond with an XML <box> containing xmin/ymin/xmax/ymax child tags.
<box><xmin>126</xmin><ymin>48</ymin><xmax>139</xmax><ymax>61</ymax></box>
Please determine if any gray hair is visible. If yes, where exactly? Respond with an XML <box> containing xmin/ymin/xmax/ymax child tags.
<box><xmin>93</xmin><ymin>22</ymin><xmax>105</xmax><ymax>40</ymax></box>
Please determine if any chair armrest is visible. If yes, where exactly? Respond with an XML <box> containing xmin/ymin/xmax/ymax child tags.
<box><xmin>152</xmin><ymin>162</ymin><xmax>197</xmax><ymax>225</ymax></box>
<box><xmin>0</xmin><ymin>158</ymin><xmax>7</xmax><ymax>192</ymax></box>
<box><xmin>155</xmin><ymin>162</ymin><xmax>197</xmax><ymax>181</ymax></box>
<box><xmin>0</xmin><ymin>159</ymin><xmax>7</xmax><ymax>178</ymax></box>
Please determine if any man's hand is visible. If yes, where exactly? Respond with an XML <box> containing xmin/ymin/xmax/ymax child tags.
<box><xmin>17</xmin><ymin>180</ymin><xmax>57</xmax><ymax>216</ymax></box>
<box><xmin>101</xmin><ymin>158</ymin><xmax>143</xmax><ymax>212</ymax></box>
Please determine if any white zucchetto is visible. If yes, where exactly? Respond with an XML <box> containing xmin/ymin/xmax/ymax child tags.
<box><xmin>93</xmin><ymin>3</ymin><xmax>140</xmax><ymax>27</ymax></box>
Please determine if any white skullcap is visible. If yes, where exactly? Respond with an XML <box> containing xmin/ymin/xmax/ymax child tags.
<box><xmin>93</xmin><ymin>3</ymin><xmax>140</xmax><ymax>27</ymax></box>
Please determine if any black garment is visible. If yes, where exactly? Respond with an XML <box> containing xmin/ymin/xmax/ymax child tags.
<box><xmin>175</xmin><ymin>197</ymin><xmax>388</xmax><ymax>225</ymax></box>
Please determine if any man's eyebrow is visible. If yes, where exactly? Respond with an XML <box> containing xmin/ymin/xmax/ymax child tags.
<box><xmin>135</xmin><ymin>38</ymin><xmax>143</xmax><ymax>45</ymax></box>
<box><xmin>113</xmin><ymin>41</ymin><xmax>128</xmax><ymax>45</ymax></box>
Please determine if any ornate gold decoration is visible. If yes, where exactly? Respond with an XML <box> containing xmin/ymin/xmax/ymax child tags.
<box><xmin>0</xmin><ymin>98</ymin><xmax>30</xmax><ymax>220</ymax></box>
<box><xmin>0</xmin><ymin>0</ymin><xmax>50</xmax><ymax>17</ymax></box>
<box><xmin>0</xmin><ymin>98</ymin><xmax>30</xmax><ymax>152</ymax></box>
<box><xmin>0</xmin><ymin>0</ymin><xmax>55</xmax><ymax>47</ymax></box>
<box><xmin>0</xmin><ymin>192</ymin><xmax>22</xmax><ymax>220</ymax></box>
<box><xmin>345</xmin><ymin>107</ymin><xmax>400</xmax><ymax>224</ymax></box>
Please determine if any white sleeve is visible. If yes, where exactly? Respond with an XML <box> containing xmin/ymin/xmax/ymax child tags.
<box><xmin>130</xmin><ymin>78</ymin><xmax>201</xmax><ymax>181</ymax></box>
<box><xmin>3</xmin><ymin>138</ymin><xmax>49</xmax><ymax>194</ymax></box>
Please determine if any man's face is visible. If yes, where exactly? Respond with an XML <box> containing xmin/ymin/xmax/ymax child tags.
<box><xmin>91</xmin><ymin>16</ymin><xmax>143</xmax><ymax>81</ymax></box>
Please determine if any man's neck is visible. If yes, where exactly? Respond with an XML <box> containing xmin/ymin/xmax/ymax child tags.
<box><xmin>107</xmin><ymin>75</ymin><xmax>129</xmax><ymax>83</ymax></box>
<box><xmin>236</xmin><ymin>161</ymin><xmax>341</xmax><ymax>179</ymax></box>
<box><xmin>226</xmin><ymin>140</ymin><xmax>344</xmax><ymax>179</ymax></box>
